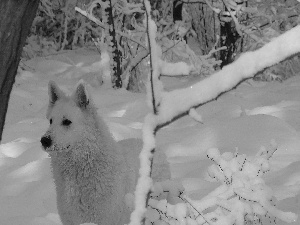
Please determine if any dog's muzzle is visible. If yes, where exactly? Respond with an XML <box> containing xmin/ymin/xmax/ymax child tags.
<box><xmin>41</xmin><ymin>136</ymin><xmax>52</xmax><ymax>149</ymax></box>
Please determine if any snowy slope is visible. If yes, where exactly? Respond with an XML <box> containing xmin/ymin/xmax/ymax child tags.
<box><xmin>0</xmin><ymin>49</ymin><xmax>300</xmax><ymax>224</ymax></box>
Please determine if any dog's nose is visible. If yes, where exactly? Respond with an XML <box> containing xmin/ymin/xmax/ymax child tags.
<box><xmin>41</xmin><ymin>136</ymin><xmax>52</xmax><ymax>148</ymax></box>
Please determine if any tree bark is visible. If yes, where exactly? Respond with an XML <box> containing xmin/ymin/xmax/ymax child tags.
<box><xmin>0</xmin><ymin>0</ymin><xmax>40</xmax><ymax>143</ymax></box>
<box><xmin>187</xmin><ymin>1</ymin><xmax>219</xmax><ymax>55</ymax></box>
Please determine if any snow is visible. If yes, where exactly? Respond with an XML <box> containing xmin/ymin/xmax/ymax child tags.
<box><xmin>1</xmin><ymin>32</ymin><xmax>300</xmax><ymax>225</ymax></box>
<box><xmin>160</xmin><ymin>61</ymin><xmax>192</xmax><ymax>76</ymax></box>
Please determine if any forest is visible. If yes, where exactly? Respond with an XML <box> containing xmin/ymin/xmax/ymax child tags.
<box><xmin>22</xmin><ymin>0</ymin><xmax>300</xmax><ymax>88</ymax></box>
<box><xmin>0</xmin><ymin>0</ymin><xmax>300</xmax><ymax>225</ymax></box>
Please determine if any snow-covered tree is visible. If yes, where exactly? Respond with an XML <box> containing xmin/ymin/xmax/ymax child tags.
<box><xmin>129</xmin><ymin>0</ymin><xmax>300</xmax><ymax>224</ymax></box>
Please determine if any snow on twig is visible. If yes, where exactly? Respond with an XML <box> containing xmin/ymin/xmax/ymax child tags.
<box><xmin>145</xmin><ymin>1</ymin><xmax>161</xmax><ymax>114</ymax></box>
<box><xmin>75</xmin><ymin>7</ymin><xmax>107</xmax><ymax>29</ymax></box>
<box><xmin>129</xmin><ymin>114</ymin><xmax>156</xmax><ymax>225</ymax></box>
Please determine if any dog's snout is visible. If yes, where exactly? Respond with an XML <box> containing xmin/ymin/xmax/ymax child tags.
<box><xmin>41</xmin><ymin>136</ymin><xmax>52</xmax><ymax>148</ymax></box>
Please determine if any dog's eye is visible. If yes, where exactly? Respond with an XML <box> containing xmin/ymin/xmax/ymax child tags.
<box><xmin>50</xmin><ymin>119</ymin><xmax>53</xmax><ymax>125</ymax></box>
<box><xmin>62</xmin><ymin>119</ymin><xmax>72</xmax><ymax>126</ymax></box>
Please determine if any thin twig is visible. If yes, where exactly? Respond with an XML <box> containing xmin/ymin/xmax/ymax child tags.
<box><xmin>144</xmin><ymin>1</ymin><xmax>157</xmax><ymax>115</ymax></box>
<box><xmin>179</xmin><ymin>194</ymin><xmax>212</xmax><ymax>225</ymax></box>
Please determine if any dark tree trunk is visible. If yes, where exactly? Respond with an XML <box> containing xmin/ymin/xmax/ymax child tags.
<box><xmin>188</xmin><ymin>2</ymin><xmax>219</xmax><ymax>55</ymax></box>
<box><xmin>0</xmin><ymin>0</ymin><xmax>40</xmax><ymax>143</ymax></box>
<box><xmin>104</xmin><ymin>0</ymin><xmax>122</xmax><ymax>89</ymax></box>
<box><xmin>173</xmin><ymin>0</ymin><xmax>183</xmax><ymax>22</ymax></box>
<box><xmin>219</xmin><ymin>19</ymin><xmax>240</xmax><ymax>68</ymax></box>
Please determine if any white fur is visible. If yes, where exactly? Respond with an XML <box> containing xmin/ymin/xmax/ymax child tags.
<box><xmin>41</xmin><ymin>81</ymin><xmax>141</xmax><ymax>225</ymax></box>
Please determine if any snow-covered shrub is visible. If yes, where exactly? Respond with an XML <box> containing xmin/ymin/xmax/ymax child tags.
<box><xmin>202</xmin><ymin>141</ymin><xmax>297</xmax><ymax>225</ymax></box>
<box><xmin>145</xmin><ymin>141</ymin><xmax>298</xmax><ymax>225</ymax></box>
<box><xmin>23</xmin><ymin>0</ymin><xmax>102</xmax><ymax>59</ymax></box>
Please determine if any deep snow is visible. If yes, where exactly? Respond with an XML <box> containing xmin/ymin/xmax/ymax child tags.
<box><xmin>0</xmin><ymin>48</ymin><xmax>300</xmax><ymax>224</ymax></box>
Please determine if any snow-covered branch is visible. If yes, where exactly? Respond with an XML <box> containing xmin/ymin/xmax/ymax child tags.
<box><xmin>158</xmin><ymin>25</ymin><xmax>300</xmax><ymax>124</ymax></box>
<box><xmin>129</xmin><ymin>1</ymin><xmax>161</xmax><ymax>224</ymax></box>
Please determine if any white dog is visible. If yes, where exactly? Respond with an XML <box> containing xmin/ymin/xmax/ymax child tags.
<box><xmin>41</xmin><ymin>81</ymin><xmax>141</xmax><ymax>225</ymax></box>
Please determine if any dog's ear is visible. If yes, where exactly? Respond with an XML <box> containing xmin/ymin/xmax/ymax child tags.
<box><xmin>48</xmin><ymin>80</ymin><xmax>65</xmax><ymax>105</ymax></box>
<box><xmin>73</xmin><ymin>81</ymin><xmax>90</xmax><ymax>109</ymax></box>
<box><xmin>47</xmin><ymin>81</ymin><xmax>65</xmax><ymax>119</ymax></box>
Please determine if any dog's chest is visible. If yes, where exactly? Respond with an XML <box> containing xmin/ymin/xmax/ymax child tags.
<box><xmin>64</xmin><ymin>177</ymin><xmax>77</xmax><ymax>203</ymax></box>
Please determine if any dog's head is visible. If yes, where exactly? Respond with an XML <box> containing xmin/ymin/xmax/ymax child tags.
<box><xmin>41</xmin><ymin>81</ymin><xmax>95</xmax><ymax>153</ymax></box>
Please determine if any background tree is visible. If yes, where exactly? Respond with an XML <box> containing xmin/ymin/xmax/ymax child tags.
<box><xmin>219</xmin><ymin>3</ymin><xmax>241</xmax><ymax>68</ymax></box>
<box><xmin>105</xmin><ymin>0</ymin><xmax>123</xmax><ymax>88</ymax></box>
<box><xmin>0</xmin><ymin>0</ymin><xmax>40</xmax><ymax>143</ymax></box>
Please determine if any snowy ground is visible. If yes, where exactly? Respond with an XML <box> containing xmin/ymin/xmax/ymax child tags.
<box><xmin>0</xmin><ymin>49</ymin><xmax>299</xmax><ymax>224</ymax></box>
